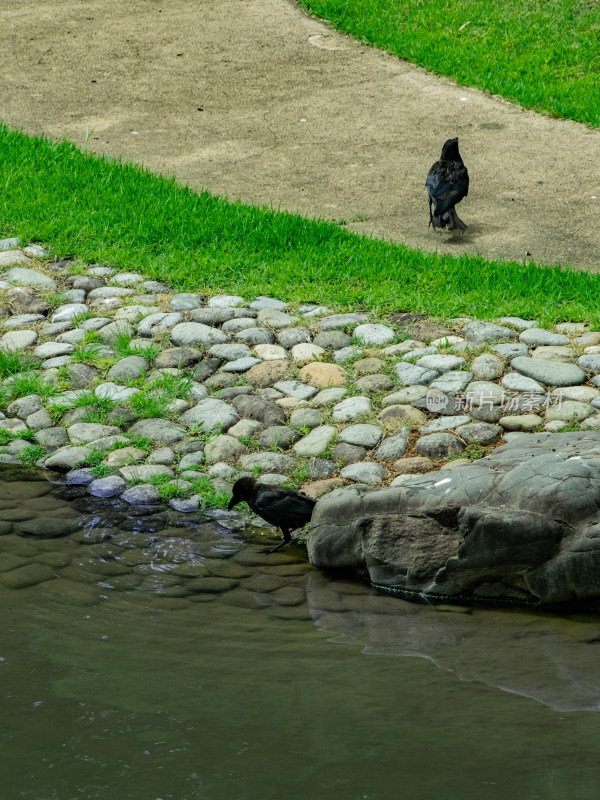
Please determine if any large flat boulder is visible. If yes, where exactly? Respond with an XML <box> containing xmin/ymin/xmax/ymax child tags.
<box><xmin>308</xmin><ymin>432</ymin><xmax>600</xmax><ymax>605</ymax></box>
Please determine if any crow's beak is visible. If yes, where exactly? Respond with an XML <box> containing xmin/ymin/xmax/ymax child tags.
<box><xmin>227</xmin><ymin>497</ymin><xmax>238</xmax><ymax>511</ymax></box>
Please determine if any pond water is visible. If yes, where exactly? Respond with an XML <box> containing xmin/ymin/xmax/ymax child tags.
<box><xmin>2</xmin><ymin>473</ymin><xmax>600</xmax><ymax>800</ymax></box>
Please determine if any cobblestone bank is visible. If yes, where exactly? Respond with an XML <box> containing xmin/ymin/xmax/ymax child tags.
<box><xmin>1</xmin><ymin>240</ymin><xmax>600</xmax><ymax>521</ymax></box>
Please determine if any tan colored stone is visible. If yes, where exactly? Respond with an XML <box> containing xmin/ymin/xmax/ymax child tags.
<box><xmin>104</xmin><ymin>447</ymin><xmax>146</xmax><ymax>467</ymax></box>
<box><xmin>300</xmin><ymin>478</ymin><xmax>345</xmax><ymax>498</ymax></box>
<box><xmin>253</xmin><ymin>344</ymin><xmax>288</xmax><ymax>361</ymax></box>
<box><xmin>245</xmin><ymin>359</ymin><xmax>289</xmax><ymax>388</ymax></box>
<box><xmin>530</xmin><ymin>346</ymin><xmax>574</xmax><ymax>362</ymax></box>
<box><xmin>275</xmin><ymin>397</ymin><xmax>308</xmax><ymax>410</ymax></box>
<box><xmin>290</xmin><ymin>343</ymin><xmax>326</xmax><ymax>364</ymax></box>
<box><xmin>393</xmin><ymin>456</ymin><xmax>435</xmax><ymax>474</ymax></box>
<box><xmin>499</xmin><ymin>414</ymin><xmax>543</xmax><ymax>432</ymax></box>
<box><xmin>299</xmin><ymin>362</ymin><xmax>346</xmax><ymax>387</ymax></box>
<box><xmin>354</xmin><ymin>357</ymin><xmax>383</xmax><ymax>375</ymax></box>
<box><xmin>378</xmin><ymin>404</ymin><xmax>427</xmax><ymax>425</ymax></box>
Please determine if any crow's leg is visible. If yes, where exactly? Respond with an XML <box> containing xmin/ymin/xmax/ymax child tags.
<box><xmin>450</xmin><ymin>207</ymin><xmax>467</xmax><ymax>231</ymax></box>
<box><xmin>428</xmin><ymin>197</ymin><xmax>434</xmax><ymax>227</ymax></box>
<box><xmin>266</xmin><ymin>528</ymin><xmax>291</xmax><ymax>554</ymax></box>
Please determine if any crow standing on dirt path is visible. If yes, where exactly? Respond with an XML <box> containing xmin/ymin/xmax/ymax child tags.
<box><xmin>426</xmin><ymin>137</ymin><xmax>469</xmax><ymax>231</ymax></box>
<box><xmin>227</xmin><ymin>476</ymin><xmax>317</xmax><ymax>553</ymax></box>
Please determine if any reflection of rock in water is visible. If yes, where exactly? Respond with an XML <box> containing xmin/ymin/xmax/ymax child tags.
<box><xmin>306</xmin><ymin>572</ymin><xmax>600</xmax><ymax>712</ymax></box>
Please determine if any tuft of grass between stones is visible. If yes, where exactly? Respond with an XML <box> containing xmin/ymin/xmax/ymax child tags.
<box><xmin>3</xmin><ymin>125</ymin><xmax>600</xmax><ymax>326</ymax></box>
<box><xmin>17</xmin><ymin>444</ymin><xmax>46</xmax><ymax>465</ymax></box>
<box><xmin>0</xmin><ymin>428</ymin><xmax>36</xmax><ymax>446</ymax></box>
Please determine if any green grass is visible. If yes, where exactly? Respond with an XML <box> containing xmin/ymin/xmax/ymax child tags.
<box><xmin>18</xmin><ymin>444</ymin><xmax>46</xmax><ymax>465</ymax></box>
<box><xmin>0</xmin><ymin>350</ymin><xmax>41</xmax><ymax>379</ymax></box>
<box><xmin>0</xmin><ymin>428</ymin><xmax>36</xmax><ymax>446</ymax></box>
<box><xmin>298</xmin><ymin>0</ymin><xmax>600</xmax><ymax>127</ymax></box>
<box><xmin>129</xmin><ymin>374</ymin><xmax>192</xmax><ymax>420</ymax></box>
<box><xmin>3</xmin><ymin>124</ymin><xmax>600</xmax><ymax>327</ymax></box>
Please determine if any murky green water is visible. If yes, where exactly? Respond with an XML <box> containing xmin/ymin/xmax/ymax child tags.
<box><xmin>3</xmin><ymin>474</ymin><xmax>600</xmax><ymax>799</ymax></box>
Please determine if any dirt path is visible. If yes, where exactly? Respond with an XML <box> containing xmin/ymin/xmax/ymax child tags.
<box><xmin>2</xmin><ymin>0</ymin><xmax>600</xmax><ymax>272</ymax></box>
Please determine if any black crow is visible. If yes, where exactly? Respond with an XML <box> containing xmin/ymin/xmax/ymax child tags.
<box><xmin>227</xmin><ymin>476</ymin><xmax>317</xmax><ymax>553</ymax></box>
<box><xmin>426</xmin><ymin>137</ymin><xmax>469</xmax><ymax>231</ymax></box>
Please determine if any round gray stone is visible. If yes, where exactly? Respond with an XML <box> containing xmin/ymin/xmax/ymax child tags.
<box><xmin>258</xmin><ymin>426</ymin><xmax>301</xmax><ymax>449</ymax></box>
<box><xmin>50</xmin><ymin>303</ymin><xmax>89</xmax><ymax>323</ymax></box>
<box><xmin>88</xmin><ymin>475</ymin><xmax>127</xmax><ymax>497</ymax></box>
<box><xmin>415</xmin><ymin>433</ymin><xmax>465</xmax><ymax>458</ymax></box>
<box><xmin>461</xmin><ymin>321</ymin><xmax>517</xmax><ymax>343</ymax></box>
<box><xmin>578</xmin><ymin>354</ymin><xmax>600</xmax><ymax>373</ymax></box>
<box><xmin>511</xmin><ymin>356</ymin><xmax>586</xmax><ymax>387</ymax></box>
<box><xmin>313</xmin><ymin>331</ymin><xmax>353</xmax><ymax>350</ymax></box>
<box><xmin>519</xmin><ymin>328</ymin><xmax>568</xmax><ymax>346</ymax></box>
<box><xmin>234</xmin><ymin>327</ymin><xmax>275</xmax><ymax>345</ymax></box>
<box><xmin>107</xmin><ymin>355</ymin><xmax>149</xmax><ymax>382</ymax></box>
<box><xmin>7</xmin><ymin>394</ymin><xmax>42</xmax><ymax>419</ymax></box>
<box><xmin>0</xmin><ymin>329</ymin><xmax>38</xmax><ymax>351</ymax></box>
<box><xmin>492</xmin><ymin>342</ymin><xmax>529</xmax><ymax>359</ymax></box>
<box><xmin>394</xmin><ymin>362</ymin><xmax>438</xmax><ymax>386</ymax></box>
<box><xmin>318</xmin><ymin>313</ymin><xmax>369</xmax><ymax>331</ymax></box>
<box><xmin>353</xmin><ymin>323</ymin><xmax>396</xmax><ymax>345</ymax></box>
<box><xmin>169</xmin><ymin>293</ymin><xmax>204</xmax><ymax>311</ymax></box>
<box><xmin>338</xmin><ymin>423</ymin><xmax>383</xmax><ymax>448</ymax></box>
<box><xmin>250</xmin><ymin>296</ymin><xmax>288</xmax><ymax>311</ymax></box>
<box><xmin>209</xmin><ymin>343</ymin><xmax>252</xmax><ymax>361</ymax></box>
<box><xmin>2</xmin><ymin>267</ymin><xmax>56</xmax><ymax>289</ymax></box>
<box><xmin>420</xmin><ymin>415</ymin><xmax>472</xmax><ymax>434</ymax></box>
<box><xmin>119</xmin><ymin>465</ymin><xmax>175</xmax><ymax>482</ymax></box>
<box><xmin>339</xmin><ymin>462</ymin><xmax>389</xmax><ymax>484</ymax></box>
<box><xmin>94</xmin><ymin>382</ymin><xmax>141</xmax><ymax>402</ymax></box>
<box><xmin>332</xmin><ymin>443</ymin><xmax>367</xmax><ymax>465</ymax></box>
<box><xmin>129</xmin><ymin>418</ymin><xmax>187</xmax><ymax>445</ymax></box>
<box><xmin>332</xmin><ymin>396</ymin><xmax>372</xmax><ymax>421</ymax></box>
<box><xmin>221</xmin><ymin>357</ymin><xmax>262</xmax><ymax>373</ymax></box>
<box><xmin>137</xmin><ymin>312</ymin><xmax>183</xmax><ymax>337</ymax></box>
<box><xmin>34</xmin><ymin>342</ymin><xmax>74</xmax><ymax>359</ymax></box>
<box><xmin>471</xmin><ymin>354</ymin><xmax>505</xmax><ymax>381</ymax></box>
<box><xmin>237</xmin><ymin>451</ymin><xmax>295</xmax><ymax>474</ymax></box>
<box><xmin>428</xmin><ymin>371</ymin><xmax>473</xmax><ymax>395</ymax></box>
<box><xmin>454</xmin><ymin>422</ymin><xmax>503</xmax><ymax>445</ymax></box>
<box><xmin>289</xmin><ymin>408</ymin><xmax>323</xmax><ymax>429</ymax></box>
<box><xmin>501</xmin><ymin>372</ymin><xmax>546</xmax><ymax>394</ymax></box>
<box><xmin>121</xmin><ymin>484</ymin><xmax>162</xmax><ymax>505</ymax></box>
<box><xmin>416</xmin><ymin>354</ymin><xmax>466</xmax><ymax>373</ymax></box>
<box><xmin>44</xmin><ymin>446</ymin><xmax>91</xmax><ymax>471</ymax></box>
<box><xmin>292</xmin><ymin>426</ymin><xmax>336</xmax><ymax>457</ymax></box>
<box><xmin>374</xmin><ymin>430</ymin><xmax>410</xmax><ymax>459</ymax></box>
<box><xmin>273</xmin><ymin>380</ymin><xmax>318</xmax><ymax>400</ymax></box>
<box><xmin>171</xmin><ymin>321</ymin><xmax>227</xmax><ymax>347</ymax></box>
<box><xmin>180</xmin><ymin>399</ymin><xmax>239</xmax><ymax>432</ymax></box>
<box><xmin>276</xmin><ymin>327</ymin><xmax>312</xmax><ymax>348</ymax></box>
<box><xmin>3</xmin><ymin>313</ymin><xmax>45</xmax><ymax>329</ymax></box>
<box><xmin>256</xmin><ymin>308</ymin><xmax>300</xmax><ymax>328</ymax></box>
<box><xmin>203</xmin><ymin>435</ymin><xmax>245</xmax><ymax>463</ymax></box>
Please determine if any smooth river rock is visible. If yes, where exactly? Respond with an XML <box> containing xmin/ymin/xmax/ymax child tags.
<box><xmin>308</xmin><ymin>433</ymin><xmax>600</xmax><ymax>605</ymax></box>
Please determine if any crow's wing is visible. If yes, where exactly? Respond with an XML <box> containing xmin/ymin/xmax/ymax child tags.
<box><xmin>252</xmin><ymin>488</ymin><xmax>316</xmax><ymax>531</ymax></box>
<box><xmin>427</xmin><ymin>162</ymin><xmax>469</xmax><ymax>217</ymax></box>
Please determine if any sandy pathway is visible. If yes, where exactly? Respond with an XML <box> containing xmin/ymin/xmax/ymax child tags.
<box><xmin>2</xmin><ymin>0</ymin><xmax>599</xmax><ymax>271</ymax></box>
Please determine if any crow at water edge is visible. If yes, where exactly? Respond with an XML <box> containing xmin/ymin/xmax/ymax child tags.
<box><xmin>227</xmin><ymin>476</ymin><xmax>317</xmax><ymax>553</ymax></box>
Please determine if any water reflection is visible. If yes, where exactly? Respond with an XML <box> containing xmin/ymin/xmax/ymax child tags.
<box><xmin>307</xmin><ymin>572</ymin><xmax>600</xmax><ymax>712</ymax></box>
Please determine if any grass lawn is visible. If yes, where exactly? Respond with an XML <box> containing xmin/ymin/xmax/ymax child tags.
<box><xmin>2</xmin><ymin>123</ymin><xmax>600</xmax><ymax>327</ymax></box>
<box><xmin>298</xmin><ymin>0</ymin><xmax>600</xmax><ymax>127</ymax></box>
